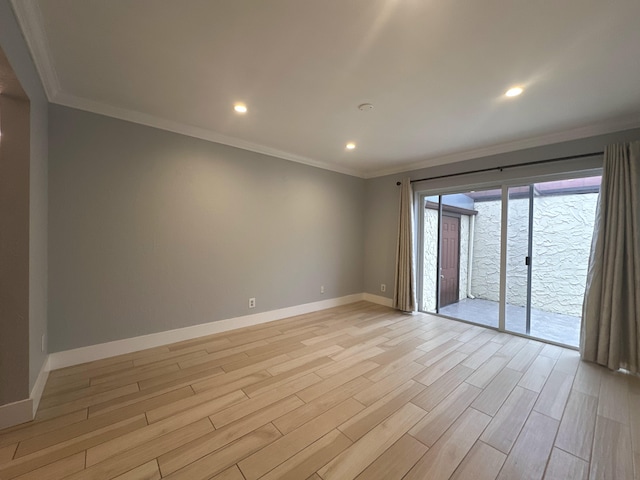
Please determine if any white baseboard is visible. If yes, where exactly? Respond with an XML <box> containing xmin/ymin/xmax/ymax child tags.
<box><xmin>0</xmin><ymin>355</ymin><xmax>51</xmax><ymax>430</ymax></box>
<box><xmin>49</xmin><ymin>293</ymin><xmax>365</xmax><ymax>370</ymax></box>
<box><xmin>0</xmin><ymin>397</ymin><xmax>33</xmax><ymax>431</ymax></box>
<box><xmin>363</xmin><ymin>292</ymin><xmax>394</xmax><ymax>307</ymax></box>
<box><xmin>31</xmin><ymin>355</ymin><xmax>50</xmax><ymax>416</ymax></box>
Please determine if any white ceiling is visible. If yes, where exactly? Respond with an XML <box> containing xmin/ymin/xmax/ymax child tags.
<box><xmin>13</xmin><ymin>0</ymin><xmax>640</xmax><ymax>177</ymax></box>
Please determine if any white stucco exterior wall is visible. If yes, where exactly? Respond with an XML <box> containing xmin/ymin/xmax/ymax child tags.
<box><xmin>459</xmin><ymin>215</ymin><xmax>470</xmax><ymax>301</ymax></box>
<box><xmin>469</xmin><ymin>201</ymin><xmax>502</xmax><ymax>303</ymax></box>
<box><xmin>422</xmin><ymin>209</ymin><xmax>438</xmax><ymax>312</ymax></box>
<box><xmin>421</xmin><ymin>192</ymin><xmax>598</xmax><ymax>318</ymax></box>
<box><xmin>422</xmin><ymin>209</ymin><xmax>470</xmax><ymax>311</ymax></box>
<box><xmin>470</xmin><ymin>193</ymin><xmax>598</xmax><ymax>317</ymax></box>
<box><xmin>530</xmin><ymin>194</ymin><xmax>598</xmax><ymax>316</ymax></box>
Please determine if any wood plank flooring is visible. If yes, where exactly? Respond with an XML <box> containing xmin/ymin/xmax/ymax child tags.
<box><xmin>1</xmin><ymin>301</ymin><xmax>639</xmax><ymax>479</ymax></box>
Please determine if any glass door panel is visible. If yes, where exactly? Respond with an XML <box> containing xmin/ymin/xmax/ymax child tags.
<box><xmin>435</xmin><ymin>189</ymin><xmax>501</xmax><ymax>328</ymax></box>
<box><xmin>528</xmin><ymin>175</ymin><xmax>601</xmax><ymax>347</ymax></box>
<box><xmin>505</xmin><ymin>185</ymin><xmax>532</xmax><ymax>335</ymax></box>
<box><xmin>419</xmin><ymin>173</ymin><xmax>601</xmax><ymax>348</ymax></box>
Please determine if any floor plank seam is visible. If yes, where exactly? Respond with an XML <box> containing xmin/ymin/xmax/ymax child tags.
<box><xmin>2</xmin><ymin>304</ymin><xmax>639</xmax><ymax>479</ymax></box>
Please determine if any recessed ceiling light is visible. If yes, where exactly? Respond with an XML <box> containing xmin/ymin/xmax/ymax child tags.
<box><xmin>234</xmin><ymin>103</ymin><xmax>247</xmax><ymax>113</ymax></box>
<box><xmin>505</xmin><ymin>87</ymin><xmax>524</xmax><ymax>97</ymax></box>
<box><xmin>346</xmin><ymin>143</ymin><xmax>356</xmax><ymax>150</ymax></box>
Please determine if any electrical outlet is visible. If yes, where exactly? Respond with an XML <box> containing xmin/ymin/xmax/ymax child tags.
<box><xmin>381</xmin><ymin>284</ymin><xmax>386</xmax><ymax>292</ymax></box>
<box><xmin>248</xmin><ymin>297</ymin><xmax>256</xmax><ymax>309</ymax></box>
<box><xmin>320</xmin><ymin>285</ymin><xmax>325</xmax><ymax>294</ymax></box>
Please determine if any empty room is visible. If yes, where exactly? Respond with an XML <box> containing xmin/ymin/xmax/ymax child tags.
<box><xmin>1</xmin><ymin>1</ymin><xmax>639</xmax><ymax>479</ymax></box>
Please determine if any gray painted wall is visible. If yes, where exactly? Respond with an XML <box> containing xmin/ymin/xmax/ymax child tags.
<box><xmin>364</xmin><ymin>127</ymin><xmax>640</xmax><ymax>302</ymax></box>
<box><xmin>0</xmin><ymin>0</ymin><xmax>49</xmax><ymax>394</ymax></box>
<box><xmin>48</xmin><ymin>105</ymin><xmax>365</xmax><ymax>352</ymax></box>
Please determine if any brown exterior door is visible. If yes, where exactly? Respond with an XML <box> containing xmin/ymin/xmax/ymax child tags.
<box><xmin>440</xmin><ymin>215</ymin><xmax>460</xmax><ymax>307</ymax></box>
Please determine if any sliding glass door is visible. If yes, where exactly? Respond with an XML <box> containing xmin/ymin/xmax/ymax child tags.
<box><xmin>419</xmin><ymin>188</ymin><xmax>501</xmax><ymax>329</ymax></box>
<box><xmin>418</xmin><ymin>173</ymin><xmax>601</xmax><ymax>348</ymax></box>
<box><xmin>505</xmin><ymin>185</ymin><xmax>533</xmax><ymax>335</ymax></box>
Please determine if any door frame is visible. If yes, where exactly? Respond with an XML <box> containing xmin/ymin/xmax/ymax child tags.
<box><xmin>501</xmin><ymin>184</ymin><xmax>535</xmax><ymax>334</ymax></box>
<box><xmin>415</xmin><ymin>165</ymin><xmax>602</xmax><ymax>349</ymax></box>
<box><xmin>439</xmin><ymin>213</ymin><xmax>461</xmax><ymax>308</ymax></box>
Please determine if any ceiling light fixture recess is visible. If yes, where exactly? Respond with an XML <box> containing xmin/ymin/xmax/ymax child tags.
<box><xmin>346</xmin><ymin>143</ymin><xmax>356</xmax><ymax>150</ymax></box>
<box><xmin>234</xmin><ymin>103</ymin><xmax>247</xmax><ymax>113</ymax></box>
<box><xmin>358</xmin><ymin>103</ymin><xmax>374</xmax><ymax>111</ymax></box>
<box><xmin>505</xmin><ymin>87</ymin><xmax>524</xmax><ymax>97</ymax></box>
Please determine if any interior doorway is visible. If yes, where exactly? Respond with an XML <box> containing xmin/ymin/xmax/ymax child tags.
<box><xmin>0</xmin><ymin>45</ymin><xmax>31</xmax><ymax>405</ymax></box>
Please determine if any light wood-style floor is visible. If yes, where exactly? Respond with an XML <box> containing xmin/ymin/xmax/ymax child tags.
<box><xmin>1</xmin><ymin>302</ymin><xmax>638</xmax><ymax>480</ymax></box>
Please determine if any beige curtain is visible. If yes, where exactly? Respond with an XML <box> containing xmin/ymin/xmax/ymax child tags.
<box><xmin>581</xmin><ymin>141</ymin><xmax>640</xmax><ymax>374</ymax></box>
<box><xmin>393</xmin><ymin>178</ymin><xmax>416</xmax><ymax>312</ymax></box>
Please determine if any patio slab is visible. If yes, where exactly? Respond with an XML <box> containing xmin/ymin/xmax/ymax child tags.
<box><xmin>438</xmin><ymin>297</ymin><xmax>580</xmax><ymax>347</ymax></box>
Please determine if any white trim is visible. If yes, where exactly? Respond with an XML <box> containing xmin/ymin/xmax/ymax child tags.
<box><xmin>411</xmin><ymin>157</ymin><xmax>603</xmax><ymax>197</ymax></box>
<box><xmin>50</xmin><ymin>91</ymin><xmax>640</xmax><ymax>181</ymax></box>
<box><xmin>13</xmin><ymin>0</ymin><xmax>636</xmax><ymax>182</ymax></box>
<box><xmin>363</xmin><ymin>293</ymin><xmax>394</xmax><ymax>308</ymax></box>
<box><xmin>499</xmin><ymin>185</ymin><xmax>508</xmax><ymax>331</ymax></box>
<box><xmin>52</xmin><ymin>91</ymin><xmax>640</xmax><ymax>182</ymax></box>
<box><xmin>48</xmin><ymin>294</ymin><xmax>364</xmax><ymax>370</ymax></box>
<box><xmin>363</xmin><ymin>115</ymin><xmax>640</xmax><ymax>178</ymax></box>
<box><xmin>30</xmin><ymin>355</ymin><xmax>50</xmax><ymax>416</ymax></box>
<box><xmin>0</xmin><ymin>356</ymin><xmax>50</xmax><ymax>429</ymax></box>
<box><xmin>10</xmin><ymin>0</ymin><xmax>60</xmax><ymax>100</ymax></box>
<box><xmin>51</xmin><ymin>92</ymin><xmax>363</xmax><ymax>179</ymax></box>
<box><xmin>0</xmin><ymin>398</ymin><xmax>33</xmax><ymax>430</ymax></box>
<box><xmin>415</xmin><ymin>189</ymin><xmax>425</xmax><ymax>313</ymax></box>
<box><xmin>9</xmin><ymin>0</ymin><xmax>359</xmax><ymax>178</ymax></box>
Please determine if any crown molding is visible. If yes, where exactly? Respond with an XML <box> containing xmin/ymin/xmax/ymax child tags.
<box><xmin>10</xmin><ymin>0</ymin><xmax>60</xmax><ymax>100</ymax></box>
<box><xmin>50</xmin><ymin>90</ymin><xmax>640</xmax><ymax>181</ymax></box>
<box><xmin>52</xmin><ymin>91</ymin><xmax>364</xmax><ymax>178</ymax></box>
<box><xmin>11</xmin><ymin>0</ymin><xmax>640</xmax><ymax>181</ymax></box>
<box><xmin>363</xmin><ymin>115</ymin><xmax>640</xmax><ymax>178</ymax></box>
<box><xmin>10</xmin><ymin>0</ymin><xmax>363</xmax><ymax>178</ymax></box>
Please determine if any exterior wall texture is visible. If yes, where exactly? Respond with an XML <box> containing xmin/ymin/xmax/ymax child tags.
<box><xmin>471</xmin><ymin>193</ymin><xmax>598</xmax><ymax>317</ymax></box>
<box><xmin>531</xmin><ymin>193</ymin><xmax>597</xmax><ymax>316</ymax></box>
<box><xmin>422</xmin><ymin>209</ymin><xmax>470</xmax><ymax>311</ymax></box>
<box><xmin>363</xmin><ymin>127</ymin><xmax>640</xmax><ymax>305</ymax></box>
<box><xmin>421</xmin><ymin>192</ymin><xmax>598</xmax><ymax>317</ymax></box>
<box><xmin>469</xmin><ymin>200</ymin><xmax>502</xmax><ymax>303</ymax></box>
<box><xmin>459</xmin><ymin>215</ymin><xmax>469</xmax><ymax>301</ymax></box>
<box><xmin>422</xmin><ymin>209</ymin><xmax>438</xmax><ymax>311</ymax></box>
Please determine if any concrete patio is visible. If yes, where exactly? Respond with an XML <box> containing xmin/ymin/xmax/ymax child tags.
<box><xmin>439</xmin><ymin>297</ymin><xmax>581</xmax><ymax>347</ymax></box>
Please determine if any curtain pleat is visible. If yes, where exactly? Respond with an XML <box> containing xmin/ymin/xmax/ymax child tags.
<box><xmin>581</xmin><ymin>141</ymin><xmax>640</xmax><ymax>374</ymax></box>
<box><xmin>393</xmin><ymin>178</ymin><xmax>416</xmax><ymax>312</ymax></box>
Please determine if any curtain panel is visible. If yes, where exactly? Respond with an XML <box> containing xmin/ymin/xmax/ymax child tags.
<box><xmin>581</xmin><ymin>141</ymin><xmax>640</xmax><ymax>374</ymax></box>
<box><xmin>393</xmin><ymin>178</ymin><xmax>416</xmax><ymax>312</ymax></box>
